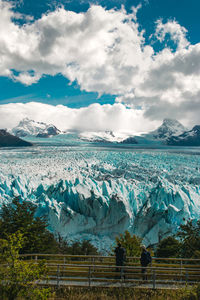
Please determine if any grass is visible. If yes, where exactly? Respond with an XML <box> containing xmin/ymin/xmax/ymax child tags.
<box><xmin>48</xmin><ymin>286</ymin><xmax>200</xmax><ymax>300</ymax></box>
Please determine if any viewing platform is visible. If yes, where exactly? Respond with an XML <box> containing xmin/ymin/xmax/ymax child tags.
<box><xmin>19</xmin><ymin>254</ymin><xmax>200</xmax><ymax>289</ymax></box>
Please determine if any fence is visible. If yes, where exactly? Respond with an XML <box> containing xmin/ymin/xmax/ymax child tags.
<box><xmin>20</xmin><ymin>254</ymin><xmax>200</xmax><ymax>288</ymax></box>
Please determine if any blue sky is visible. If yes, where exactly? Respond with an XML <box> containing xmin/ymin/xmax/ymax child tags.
<box><xmin>0</xmin><ymin>0</ymin><xmax>200</xmax><ymax>132</ymax></box>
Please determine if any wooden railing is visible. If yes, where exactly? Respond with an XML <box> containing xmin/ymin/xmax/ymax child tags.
<box><xmin>19</xmin><ymin>254</ymin><xmax>200</xmax><ymax>288</ymax></box>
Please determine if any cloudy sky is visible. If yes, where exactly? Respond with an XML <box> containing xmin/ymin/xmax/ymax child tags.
<box><xmin>0</xmin><ymin>0</ymin><xmax>199</xmax><ymax>132</ymax></box>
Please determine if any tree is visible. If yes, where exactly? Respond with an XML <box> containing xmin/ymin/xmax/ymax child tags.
<box><xmin>113</xmin><ymin>231</ymin><xmax>142</xmax><ymax>257</ymax></box>
<box><xmin>57</xmin><ymin>234</ymin><xmax>99</xmax><ymax>255</ymax></box>
<box><xmin>176</xmin><ymin>220</ymin><xmax>200</xmax><ymax>258</ymax></box>
<box><xmin>155</xmin><ymin>236</ymin><xmax>181</xmax><ymax>258</ymax></box>
<box><xmin>0</xmin><ymin>198</ymin><xmax>58</xmax><ymax>254</ymax></box>
<box><xmin>0</xmin><ymin>232</ymin><xmax>51</xmax><ymax>300</ymax></box>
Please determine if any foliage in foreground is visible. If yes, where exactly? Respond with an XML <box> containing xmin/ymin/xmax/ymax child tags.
<box><xmin>57</xmin><ymin>235</ymin><xmax>99</xmax><ymax>255</ymax></box>
<box><xmin>177</xmin><ymin>220</ymin><xmax>200</xmax><ymax>258</ymax></box>
<box><xmin>0</xmin><ymin>198</ymin><xmax>99</xmax><ymax>255</ymax></box>
<box><xmin>0</xmin><ymin>197</ymin><xmax>57</xmax><ymax>254</ymax></box>
<box><xmin>49</xmin><ymin>285</ymin><xmax>200</xmax><ymax>300</ymax></box>
<box><xmin>156</xmin><ymin>220</ymin><xmax>200</xmax><ymax>259</ymax></box>
<box><xmin>0</xmin><ymin>232</ymin><xmax>51</xmax><ymax>300</ymax></box>
<box><xmin>112</xmin><ymin>230</ymin><xmax>142</xmax><ymax>257</ymax></box>
<box><xmin>155</xmin><ymin>236</ymin><xmax>181</xmax><ymax>258</ymax></box>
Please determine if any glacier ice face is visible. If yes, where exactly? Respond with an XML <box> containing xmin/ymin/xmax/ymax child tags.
<box><xmin>0</xmin><ymin>141</ymin><xmax>200</xmax><ymax>252</ymax></box>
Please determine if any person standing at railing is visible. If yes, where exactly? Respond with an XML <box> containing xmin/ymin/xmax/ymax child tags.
<box><xmin>140</xmin><ymin>245</ymin><xmax>152</xmax><ymax>280</ymax></box>
<box><xmin>114</xmin><ymin>242</ymin><xmax>126</xmax><ymax>278</ymax></box>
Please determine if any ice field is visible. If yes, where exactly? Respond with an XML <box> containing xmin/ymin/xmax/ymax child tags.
<box><xmin>0</xmin><ymin>138</ymin><xmax>200</xmax><ymax>252</ymax></box>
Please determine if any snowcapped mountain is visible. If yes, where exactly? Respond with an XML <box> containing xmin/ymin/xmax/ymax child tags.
<box><xmin>167</xmin><ymin>125</ymin><xmax>200</xmax><ymax>146</ymax></box>
<box><xmin>79</xmin><ymin>131</ymin><xmax>137</xmax><ymax>143</ymax></box>
<box><xmin>11</xmin><ymin>118</ymin><xmax>61</xmax><ymax>138</ymax></box>
<box><xmin>150</xmin><ymin>119</ymin><xmax>186</xmax><ymax>140</ymax></box>
<box><xmin>78</xmin><ymin>119</ymin><xmax>187</xmax><ymax>145</ymax></box>
<box><xmin>0</xmin><ymin>129</ymin><xmax>32</xmax><ymax>147</ymax></box>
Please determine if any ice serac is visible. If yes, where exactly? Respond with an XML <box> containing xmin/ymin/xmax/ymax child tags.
<box><xmin>11</xmin><ymin>118</ymin><xmax>61</xmax><ymax>138</ymax></box>
<box><xmin>0</xmin><ymin>144</ymin><xmax>199</xmax><ymax>251</ymax></box>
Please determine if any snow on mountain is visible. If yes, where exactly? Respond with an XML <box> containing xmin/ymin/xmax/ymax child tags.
<box><xmin>78</xmin><ymin>119</ymin><xmax>187</xmax><ymax>145</ymax></box>
<box><xmin>79</xmin><ymin>131</ymin><xmax>134</xmax><ymax>143</ymax></box>
<box><xmin>11</xmin><ymin>118</ymin><xmax>61</xmax><ymax>138</ymax></box>
<box><xmin>0</xmin><ymin>143</ymin><xmax>200</xmax><ymax>252</ymax></box>
<box><xmin>167</xmin><ymin>125</ymin><xmax>200</xmax><ymax>146</ymax></box>
<box><xmin>150</xmin><ymin>119</ymin><xmax>186</xmax><ymax>140</ymax></box>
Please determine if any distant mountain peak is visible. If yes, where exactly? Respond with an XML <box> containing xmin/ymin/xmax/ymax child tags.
<box><xmin>151</xmin><ymin>118</ymin><xmax>186</xmax><ymax>140</ymax></box>
<box><xmin>11</xmin><ymin>118</ymin><xmax>61</xmax><ymax>138</ymax></box>
<box><xmin>163</xmin><ymin>118</ymin><xmax>182</xmax><ymax>125</ymax></box>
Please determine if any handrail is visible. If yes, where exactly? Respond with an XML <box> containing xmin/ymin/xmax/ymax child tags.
<box><xmin>44</xmin><ymin>261</ymin><xmax>200</xmax><ymax>288</ymax></box>
<box><xmin>45</xmin><ymin>263</ymin><xmax>200</xmax><ymax>272</ymax></box>
<box><xmin>19</xmin><ymin>253</ymin><xmax>200</xmax><ymax>262</ymax></box>
<box><xmin>4</xmin><ymin>256</ymin><xmax>200</xmax><ymax>288</ymax></box>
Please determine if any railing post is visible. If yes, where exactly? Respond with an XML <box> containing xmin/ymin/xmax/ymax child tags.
<box><xmin>88</xmin><ymin>266</ymin><xmax>91</xmax><ymax>287</ymax></box>
<box><xmin>35</xmin><ymin>255</ymin><xmax>38</xmax><ymax>263</ymax></box>
<box><xmin>93</xmin><ymin>258</ymin><xmax>95</xmax><ymax>272</ymax></box>
<box><xmin>152</xmin><ymin>269</ymin><xmax>156</xmax><ymax>289</ymax></box>
<box><xmin>185</xmin><ymin>270</ymin><xmax>188</xmax><ymax>285</ymax></box>
<box><xmin>120</xmin><ymin>266</ymin><xmax>122</xmax><ymax>280</ymax></box>
<box><xmin>180</xmin><ymin>259</ymin><xmax>183</xmax><ymax>281</ymax></box>
<box><xmin>57</xmin><ymin>265</ymin><xmax>60</xmax><ymax>287</ymax></box>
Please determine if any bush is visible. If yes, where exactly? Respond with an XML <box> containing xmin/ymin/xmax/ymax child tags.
<box><xmin>155</xmin><ymin>236</ymin><xmax>181</xmax><ymax>258</ymax></box>
<box><xmin>0</xmin><ymin>197</ymin><xmax>58</xmax><ymax>254</ymax></box>
<box><xmin>112</xmin><ymin>231</ymin><xmax>142</xmax><ymax>257</ymax></box>
<box><xmin>177</xmin><ymin>220</ymin><xmax>200</xmax><ymax>258</ymax></box>
<box><xmin>0</xmin><ymin>232</ymin><xmax>51</xmax><ymax>300</ymax></box>
<box><xmin>57</xmin><ymin>234</ymin><xmax>99</xmax><ymax>255</ymax></box>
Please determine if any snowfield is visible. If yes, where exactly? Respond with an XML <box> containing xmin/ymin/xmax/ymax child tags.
<box><xmin>0</xmin><ymin>141</ymin><xmax>200</xmax><ymax>253</ymax></box>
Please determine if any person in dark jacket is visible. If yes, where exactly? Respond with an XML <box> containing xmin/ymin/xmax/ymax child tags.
<box><xmin>114</xmin><ymin>243</ymin><xmax>126</xmax><ymax>277</ymax></box>
<box><xmin>140</xmin><ymin>245</ymin><xmax>152</xmax><ymax>280</ymax></box>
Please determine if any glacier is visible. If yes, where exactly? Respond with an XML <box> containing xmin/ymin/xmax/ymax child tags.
<box><xmin>0</xmin><ymin>137</ymin><xmax>200</xmax><ymax>252</ymax></box>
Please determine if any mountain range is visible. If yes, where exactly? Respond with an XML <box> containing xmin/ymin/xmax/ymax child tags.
<box><xmin>4</xmin><ymin>118</ymin><xmax>200</xmax><ymax>146</ymax></box>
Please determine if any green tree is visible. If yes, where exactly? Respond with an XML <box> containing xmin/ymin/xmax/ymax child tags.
<box><xmin>176</xmin><ymin>220</ymin><xmax>200</xmax><ymax>258</ymax></box>
<box><xmin>155</xmin><ymin>236</ymin><xmax>181</xmax><ymax>258</ymax></box>
<box><xmin>0</xmin><ymin>232</ymin><xmax>51</xmax><ymax>300</ymax></box>
<box><xmin>0</xmin><ymin>198</ymin><xmax>58</xmax><ymax>254</ymax></box>
<box><xmin>57</xmin><ymin>234</ymin><xmax>99</xmax><ymax>255</ymax></box>
<box><xmin>113</xmin><ymin>231</ymin><xmax>142</xmax><ymax>257</ymax></box>
<box><xmin>71</xmin><ymin>240</ymin><xmax>99</xmax><ymax>255</ymax></box>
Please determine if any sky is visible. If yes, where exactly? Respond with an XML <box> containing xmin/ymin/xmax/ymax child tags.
<box><xmin>0</xmin><ymin>0</ymin><xmax>200</xmax><ymax>132</ymax></box>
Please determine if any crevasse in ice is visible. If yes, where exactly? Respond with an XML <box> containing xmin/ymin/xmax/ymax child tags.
<box><xmin>0</xmin><ymin>145</ymin><xmax>200</xmax><ymax>252</ymax></box>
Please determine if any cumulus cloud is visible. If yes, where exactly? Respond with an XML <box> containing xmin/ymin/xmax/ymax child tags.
<box><xmin>0</xmin><ymin>1</ymin><xmax>152</xmax><ymax>94</ymax></box>
<box><xmin>0</xmin><ymin>1</ymin><xmax>200</xmax><ymax>128</ymax></box>
<box><xmin>0</xmin><ymin>102</ymin><xmax>160</xmax><ymax>133</ymax></box>
<box><xmin>154</xmin><ymin>19</ymin><xmax>189</xmax><ymax>50</ymax></box>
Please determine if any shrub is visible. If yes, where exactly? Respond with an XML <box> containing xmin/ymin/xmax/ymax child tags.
<box><xmin>0</xmin><ymin>232</ymin><xmax>51</xmax><ymax>300</ymax></box>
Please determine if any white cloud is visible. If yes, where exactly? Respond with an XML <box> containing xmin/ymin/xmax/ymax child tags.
<box><xmin>0</xmin><ymin>1</ymin><xmax>200</xmax><ymax>127</ymax></box>
<box><xmin>154</xmin><ymin>19</ymin><xmax>189</xmax><ymax>50</ymax></box>
<box><xmin>0</xmin><ymin>102</ymin><xmax>160</xmax><ymax>133</ymax></box>
<box><xmin>0</xmin><ymin>1</ymin><xmax>152</xmax><ymax>94</ymax></box>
